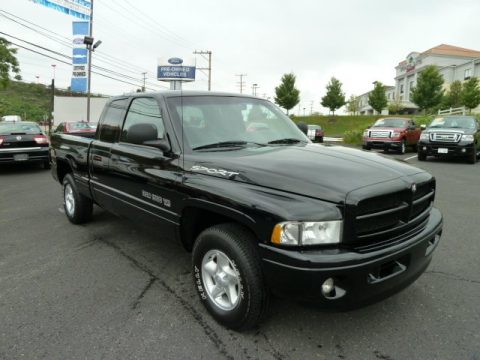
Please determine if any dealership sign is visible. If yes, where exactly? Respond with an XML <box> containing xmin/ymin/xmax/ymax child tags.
<box><xmin>71</xmin><ymin>21</ymin><xmax>89</xmax><ymax>92</ymax></box>
<box><xmin>30</xmin><ymin>0</ymin><xmax>92</xmax><ymax>20</ymax></box>
<box><xmin>157</xmin><ymin>57</ymin><xmax>196</xmax><ymax>82</ymax></box>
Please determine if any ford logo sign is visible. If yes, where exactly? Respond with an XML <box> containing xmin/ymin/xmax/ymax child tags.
<box><xmin>168</xmin><ymin>57</ymin><xmax>183</xmax><ymax>65</ymax></box>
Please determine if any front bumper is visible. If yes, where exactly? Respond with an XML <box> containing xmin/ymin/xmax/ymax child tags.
<box><xmin>0</xmin><ymin>147</ymin><xmax>50</xmax><ymax>164</ymax></box>
<box><xmin>418</xmin><ymin>141</ymin><xmax>475</xmax><ymax>157</ymax></box>
<box><xmin>364</xmin><ymin>139</ymin><xmax>402</xmax><ymax>150</ymax></box>
<box><xmin>260</xmin><ymin>208</ymin><xmax>443</xmax><ymax>307</ymax></box>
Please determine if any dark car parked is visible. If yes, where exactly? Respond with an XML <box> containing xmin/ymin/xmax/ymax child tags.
<box><xmin>54</xmin><ymin>121</ymin><xmax>97</xmax><ymax>138</ymax></box>
<box><xmin>0</xmin><ymin>121</ymin><xmax>50</xmax><ymax>168</ymax></box>
<box><xmin>307</xmin><ymin>124</ymin><xmax>324</xmax><ymax>142</ymax></box>
<box><xmin>417</xmin><ymin>116</ymin><xmax>480</xmax><ymax>164</ymax></box>
<box><xmin>50</xmin><ymin>91</ymin><xmax>443</xmax><ymax>330</ymax></box>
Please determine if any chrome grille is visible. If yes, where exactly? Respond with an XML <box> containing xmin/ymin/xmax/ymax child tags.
<box><xmin>430</xmin><ymin>132</ymin><xmax>461</xmax><ymax>142</ymax></box>
<box><xmin>369</xmin><ymin>130</ymin><xmax>391</xmax><ymax>138</ymax></box>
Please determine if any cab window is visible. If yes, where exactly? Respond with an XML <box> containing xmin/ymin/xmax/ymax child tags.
<box><xmin>99</xmin><ymin>99</ymin><xmax>128</xmax><ymax>143</ymax></box>
<box><xmin>121</xmin><ymin>97</ymin><xmax>165</xmax><ymax>143</ymax></box>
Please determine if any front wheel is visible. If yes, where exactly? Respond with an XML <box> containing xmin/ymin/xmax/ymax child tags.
<box><xmin>63</xmin><ymin>173</ymin><xmax>93</xmax><ymax>224</ymax></box>
<box><xmin>418</xmin><ymin>152</ymin><xmax>427</xmax><ymax>161</ymax></box>
<box><xmin>467</xmin><ymin>146</ymin><xmax>477</xmax><ymax>164</ymax></box>
<box><xmin>192</xmin><ymin>223</ymin><xmax>268</xmax><ymax>331</ymax></box>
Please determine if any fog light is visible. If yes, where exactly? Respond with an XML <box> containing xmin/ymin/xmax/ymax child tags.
<box><xmin>461</xmin><ymin>148</ymin><xmax>466</xmax><ymax>153</ymax></box>
<box><xmin>321</xmin><ymin>278</ymin><xmax>335</xmax><ymax>295</ymax></box>
<box><xmin>423</xmin><ymin>146</ymin><xmax>427</xmax><ymax>151</ymax></box>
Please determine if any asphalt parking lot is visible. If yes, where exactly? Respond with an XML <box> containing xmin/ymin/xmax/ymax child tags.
<box><xmin>1</xmin><ymin>151</ymin><xmax>479</xmax><ymax>360</ymax></box>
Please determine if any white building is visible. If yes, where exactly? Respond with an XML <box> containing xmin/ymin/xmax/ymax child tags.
<box><xmin>359</xmin><ymin>44</ymin><xmax>480</xmax><ymax>115</ymax></box>
<box><xmin>358</xmin><ymin>85</ymin><xmax>395</xmax><ymax>115</ymax></box>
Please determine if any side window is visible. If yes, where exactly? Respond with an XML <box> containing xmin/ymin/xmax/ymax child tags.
<box><xmin>99</xmin><ymin>99</ymin><xmax>128</xmax><ymax>143</ymax></box>
<box><xmin>55</xmin><ymin>123</ymin><xmax>64</xmax><ymax>132</ymax></box>
<box><xmin>121</xmin><ymin>98</ymin><xmax>164</xmax><ymax>142</ymax></box>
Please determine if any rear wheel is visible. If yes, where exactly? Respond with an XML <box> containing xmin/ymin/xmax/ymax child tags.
<box><xmin>63</xmin><ymin>173</ymin><xmax>93</xmax><ymax>224</ymax></box>
<box><xmin>192</xmin><ymin>223</ymin><xmax>268</xmax><ymax>330</ymax></box>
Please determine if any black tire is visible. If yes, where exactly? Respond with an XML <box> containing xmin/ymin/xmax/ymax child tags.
<box><xmin>318</xmin><ymin>136</ymin><xmax>324</xmax><ymax>143</ymax></box>
<box><xmin>467</xmin><ymin>146</ymin><xmax>477</xmax><ymax>164</ymax></box>
<box><xmin>418</xmin><ymin>152</ymin><xmax>427</xmax><ymax>161</ymax></box>
<box><xmin>362</xmin><ymin>145</ymin><xmax>371</xmax><ymax>150</ymax></box>
<box><xmin>399</xmin><ymin>140</ymin><xmax>407</xmax><ymax>154</ymax></box>
<box><xmin>192</xmin><ymin>223</ymin><xmax>268</xmax><ymax>331</ymax></box>
<box><xmin>412</xmin><ymin>144</ymin><xmax>418</xmax><ymax>153</ymax></box>
<box><xmin>43</xmin><ymin>160</ymin><xmax>51</xmax><ymax>169</ymax></box>
<box><xmin>62</xmin><ymin>173</ymin><xmax>93</xmax><ymax>224</ymax></box>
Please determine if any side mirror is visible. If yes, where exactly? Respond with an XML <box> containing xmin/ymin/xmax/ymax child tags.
<box><xmin>420</xmin><ymin>124</ymin><xmax>427</xmax><ymax>130</ymax></box>
<box><xmin>126</xmin><ymin>123</ymin><xmax>158</xmax><ymax>144</ymax></box>
<box><xmin>143</xmin><ymin>138</ymin><xmax>170</xmax><ymax>152</ymax></box>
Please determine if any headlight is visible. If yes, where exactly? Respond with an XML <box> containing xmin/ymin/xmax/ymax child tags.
<box><xmin>271</xmin><ymin>221</ymin><xmax>342</xmax><ymax>246</ymax></box>
<box><xmin>420</xmin><ymin>133</ymin><xmax>429</xmax><ymax>140</ymax></box>
<box><xmin>391</xmin><ymin>132</ymin><xmax>401</xmax><ymax>138</ymax></box>
<box><xmin>461</xmin><ymin>134</ymin><xmax>474</xmax><ymax>141</ymax></box>
<box><xmin>363</xmin><ymin>130</ymin><xmax>369</xmax><ymax>136</ymax></box>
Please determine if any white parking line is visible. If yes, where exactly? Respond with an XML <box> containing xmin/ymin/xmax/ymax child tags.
<box><xmin>403</xmin><ymin>155</ymin><xmax>417</xmax><ymax>161</ymax></box>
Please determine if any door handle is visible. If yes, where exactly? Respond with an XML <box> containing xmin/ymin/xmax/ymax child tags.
<box><xmin>93</xmin><ymin>155</ymin><xmax>102</xmax><ymax>161</ymax></box>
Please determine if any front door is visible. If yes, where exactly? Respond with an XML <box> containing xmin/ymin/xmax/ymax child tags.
<box><xmin>108</xmin><ymin>97</ymin><xmax>183</xmax><ymax>235</ymax></box>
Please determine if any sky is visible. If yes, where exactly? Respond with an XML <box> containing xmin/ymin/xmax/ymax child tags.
<box><xmin>2</xmin><ymin>0</ymin><xmax>480</xmax><ymax>115</ymax></box>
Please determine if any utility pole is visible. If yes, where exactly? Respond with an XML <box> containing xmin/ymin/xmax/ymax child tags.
<box><xmin>50</xmin><ymin>64</ymin><xmax>56</xmax><ymax>134</ymax></box>
<box><xmin>236</xmin><ymin>73</ymin><xmax>247</xmax><ymax>94</ymax></box>
<box><xmin>193</xmin><ymin>50</ymin><xmax>212</xmax><ymax>91</ymax></box>
<box><xmin>252</xmin><ymin>84</ymin><xmax>259</xmax><ymax>96</ymax></box>
<box><xmin>141</xmin><ymin>72</ymin><xmax>147</xmax><ymax>92</ymax></box>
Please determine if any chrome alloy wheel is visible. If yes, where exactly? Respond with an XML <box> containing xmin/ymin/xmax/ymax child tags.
<box><xmin>64</xmin><ymin>184</ymin><xmax>75</xmax><ymax>217</ymax></box>
<box><xmin>201</xmin><ymin>250</ymin><xmax>241</xmax><ymax>311</ymax></box>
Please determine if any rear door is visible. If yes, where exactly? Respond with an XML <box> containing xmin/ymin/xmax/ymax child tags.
<box><xmin>108</xmin><ymin>96</ymin><xmax>183</xmax><ymax>231</ymax></box>
<box><xmin>89</xmin><ymin>98</ymin><xmax>129</xmax><ymax>209</ymax></box>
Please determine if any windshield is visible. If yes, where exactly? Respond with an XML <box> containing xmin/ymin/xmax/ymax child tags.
<box><xmin>0</xmin><ymin>122</ymin><xmax>42</xmax><ymax>135</ymax></box>
<box><xmin>373</xmin><ymin>118</ymin><xmax>408</xmax><ymax>127</ymax></box>
<box><xmin>428</xmin><ymin>116</ymin><xmax>476</xmax><ymax>129</ymax></box>
<box><xmin>166</xmin><ymin>96</ymin><xmax>308</xmax><ymax>150</ymax></box>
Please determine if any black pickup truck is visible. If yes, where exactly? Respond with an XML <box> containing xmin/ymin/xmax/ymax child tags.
<box><xmin>51</xmin><ymin>91</ymin><xmax>443</xmax><ymax>330</ymax></box>
<box><xmin>417</xmin><ymin>115</ymin><xmax>480</xmax><ymax>164</ymax></box>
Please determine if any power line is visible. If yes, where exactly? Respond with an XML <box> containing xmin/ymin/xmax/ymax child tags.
<box><xmin>7</xmin><ymin>40</ymin><xmax>165</xmax><ymax>91</ymax></box>
<box><xmin>0</xmin><ymin>10</ymin><xmax>158</xmax><ymax>83</ymax></box>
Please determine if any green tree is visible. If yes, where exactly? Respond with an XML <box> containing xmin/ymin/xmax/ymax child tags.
<box><xmin>321</xmin><ymin>77</ymin><xmax>346</xmax><ymax>115</ymax></box>
<box><xmin>443</xmin><ymin>80</ymin><xmax>463</xmax><ymax>108</ymax></box>
<box><xmin>368</xmin><ymin>82</ymin><xmax>388</xmax><ymax>114</ymax></box>
<box><xmin>0</xmin><ymin>37</ymin><xmax>21</xmax><ymax>89</ymax></box>
<box><xmin>461</xmin><ymin>77</ymin><xmax>480</xmax><ymax>113</ymax></box>
<box><xmin>388</xmin><ymin>97</ymin><xmax>405</xmax><ymax>115</ymax></box>
<box><xmin>274</xmin><ymin>73</ymin><xmax>300</xmax><ymax>115</ymax></box>
<box><xmin>411</xmin><ymin>65</ymin><xmax>444</xmax><ymax>113</ymax></box>
<box><xmin>346</xmin><ymin>95</ymin><xmax>360</xmax><ymax>115</ymax></box>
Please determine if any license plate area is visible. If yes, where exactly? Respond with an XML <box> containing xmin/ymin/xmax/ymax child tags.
<box><xmin>13</xmin><ymin>154</ymin><xmax>29</xmax><ymax>161</ymax></box>
<box><xmin>437</xmin><ymin>148</ymin><xmax>448</xmax><ymax>154</ymax></box>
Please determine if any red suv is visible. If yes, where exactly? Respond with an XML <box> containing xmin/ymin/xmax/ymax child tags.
<box><xmin>362</xmin><ymin>118</ymin><xmax>421</xmax><ymax>154</ymax></box>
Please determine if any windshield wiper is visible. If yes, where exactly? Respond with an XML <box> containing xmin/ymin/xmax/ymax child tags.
<box><xmin>192</xmin><ymin>141</ymin><xmax>264</xmax><ymax>151</ymax></box>
<box><xmin>267</xmin><ymin>138</ymin><xmax>305</xmax><ymax>145</ymax></box>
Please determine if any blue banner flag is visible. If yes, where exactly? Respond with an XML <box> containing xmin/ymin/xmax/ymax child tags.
<box><xmin>71</xmin><ymin>21</ymin><xmax>90</xmax><ymax>93</ymax></box>
<box><xmin>30</xmin><ymin>0</ymin><xmax>91</xmax><ymax>20</ymax></box>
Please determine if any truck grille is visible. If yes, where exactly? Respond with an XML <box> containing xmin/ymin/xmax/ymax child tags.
<box><xmin>430</xmin><ymin>132</ymin><xmax>461</xmax><ymax>143</ymax></box>
<box><xmin>369</xmin><ymin>130</ymin><xmax>391</xmax><ymax>138</ymax></box>
<box><xmin>350</xmin><ymin>180</ymin><xmax>435</xmax><ymax>253</ymax></box>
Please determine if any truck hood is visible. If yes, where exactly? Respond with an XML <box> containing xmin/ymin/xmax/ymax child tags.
<box><xmin>422</xmin><ymin>128</ymin><xmax>474</xmax><ymax>135</ymax></box>
<box><xmin>188</xmin><ymin>144</ymin><xmax>424</xmax><ymax>203</ymax></box>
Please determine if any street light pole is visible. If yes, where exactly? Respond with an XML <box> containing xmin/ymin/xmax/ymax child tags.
<box><xmin>86</xmin><ymin>0</ymin><xmax>94</xmax><ymax>123</ymax></box>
